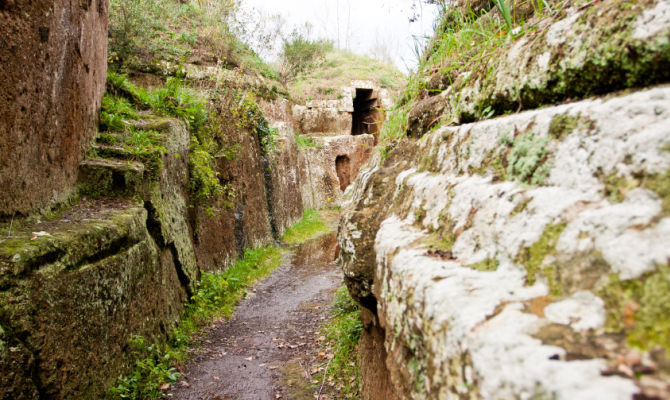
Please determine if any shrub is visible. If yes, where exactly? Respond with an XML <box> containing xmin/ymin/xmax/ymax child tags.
<box><xmin>279</xmin><ymin>29</ymin><xmax>333</xmax><ymax>83</ymax></box>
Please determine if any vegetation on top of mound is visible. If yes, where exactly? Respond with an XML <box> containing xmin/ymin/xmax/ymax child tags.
<box><xmin>288</xmin><ymin>50</ymin><xmax>406</xmax><ymax>103</ymax></box>
<box><xmin>278</xmin><ymin>29</ymin><xmax>334</xmax><ymax>84</ymax></box>
<box><xmin>108</xmin><ymin>0</ymin><xmax>278</xmax><ymax>80</ymax></box>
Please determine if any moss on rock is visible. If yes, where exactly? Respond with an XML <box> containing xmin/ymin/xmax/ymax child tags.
<box><xmin>548</xmin><ymin>113</ymin><xmax>580</xmax><ymax>139</ymax></box>
<box><xmin>465</xmin><ymin>257</ymin><xmax>500</xmax><ymax>272</ymax></box>
<box><xmin>517</xmin><ymin>222</ymin><xmax>567</xmax><ymax>295</ymax></box>
<box><xmin>642</xmin><ymin>169</ymin><xmax>670</xmax><ymax>216</ymax></box>
<box><xmin>599</xmin><ymin>264</ymin><xmax>670</xmax><ymax>354</ymax></box>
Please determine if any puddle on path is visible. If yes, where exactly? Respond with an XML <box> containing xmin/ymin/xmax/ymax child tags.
<box><xmin>167</xmin><ymin>231</ymin><xmax>341</xmax><ymax>400</ymax></box>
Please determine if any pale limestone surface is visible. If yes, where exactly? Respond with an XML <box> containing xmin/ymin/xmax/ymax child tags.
<box><xmin>340</xmin><ymin>86</ymin><xmax>670</xmax><ymax>399</ymax></box>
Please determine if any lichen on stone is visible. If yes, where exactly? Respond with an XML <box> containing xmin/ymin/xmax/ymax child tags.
<box><xmin>506</xmin><ymin>131</ymin><xmax>550</xmax><ymax>185</ymax></box>
<box><xmin>641</xmin><ymin>169</ymin><xmax>670</xmax><ymax>216</ymax></box>
<box><xmin>464</xmin><ymin>257</ymin><xmax>500</xmax><ymax>272</ymax></box>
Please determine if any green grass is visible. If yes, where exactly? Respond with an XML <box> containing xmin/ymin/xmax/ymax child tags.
<box><xmin>281</xmin><ymin>209</ymin><xmax>330</xmax><ymax>244</ymax></box>
<box><xmin>295</xmin><ymin>135</ymin><xmax>321</xmax><ymax>150</ymax></box>
<box><xmin>377</xmin><ymin>105</ymin><xmax>409</xmax><ymax>152</ymax></box>
<box><xmin>110</xmin><ymin>246</ymin><xmax>284</xmax><ymax>399</ymax></box>
<box><xmin>318</xmin><ymin>286</ymin><xmax>362</xmax><ymax>399</ymax></box>
<box><xmin>287</xmin><ymin>50</ymin><xmax>405</xmax><ymax>103</ymax></box>
<box><xmin>108</xmin><ymin>0</ymin><xmax>278</xmax><ymax>80</ymax></box>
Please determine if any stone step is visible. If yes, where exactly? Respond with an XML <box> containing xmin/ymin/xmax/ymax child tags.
<box><xmin>88</xmin><ymin>143</ymin><xmax>135</xmax><ymax>161</ymax></box>
<box><xmin>77</xmin><ymin>158</ymin><xmax>146</xmax><ymax>198</ymax></box>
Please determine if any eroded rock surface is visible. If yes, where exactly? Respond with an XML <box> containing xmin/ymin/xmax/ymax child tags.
<box><xmin>0</xmin><ymin>0</ymin><xmax>108</xmax><ymax>215</ymax></box>
<box><xmin>340</xmin><ymin>87</ymin><xmax>670</xmax><ymax>399</ymax></box>
<box><xmin>0</xmin><ymin>200</ymin><xmax>186</xmax><ymax>399</ymax></box>
<box><xmin>409</xmin><ymin>0</ymin><xmax>670</xmax><ymax>138</ymax></box>
<box><xmin>299</xmin><ymin>135</ymin><xmax>375</xmax><ymax>209</ymax></box>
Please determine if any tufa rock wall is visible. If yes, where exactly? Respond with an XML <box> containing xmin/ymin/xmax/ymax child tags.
<box><xmin>299</xmin><ymin>135</ymin><xmax>375</xmax><ymax>210</ymax></box>
<box><xmin>193</xmin><ymin>98</ymin><xmax>304</xmax><ymax>270</ymax></box>
<box><xmin>0</xmin><ymin>119</ymin><xmax>194</xmax><ymax>399</ymax></box>
<box><xmin>340</xmin><ymin>1</ymin><xmax>670</xmax><ymax>399</ymax></box>
<box><xmin>294</xmin><ymin>81</ymin><xmax>393</xmax><ymax>209</ymax></box>
<box><xmin>0</xmin><ymin>0</ymin><xmax>108</xmax><ymax>216</ymax></box>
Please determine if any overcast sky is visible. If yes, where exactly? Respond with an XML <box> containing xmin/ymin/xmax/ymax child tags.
<box><xmin>239</xmin><ymin>0</ymin><xmax>441</xmax><ymax>73</ymax></box>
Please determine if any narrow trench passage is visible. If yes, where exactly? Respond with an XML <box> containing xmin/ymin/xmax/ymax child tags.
<box><xmin>168</xmin><ymin>231</ymin><xmax>341</xmax><ymax>400</ymax></box>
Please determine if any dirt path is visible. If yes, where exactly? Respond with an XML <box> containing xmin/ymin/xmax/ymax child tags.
<box><xmin>167</xmin><ymin>231</ymin><xmax>341</xmax><ymax>400</ymax></box>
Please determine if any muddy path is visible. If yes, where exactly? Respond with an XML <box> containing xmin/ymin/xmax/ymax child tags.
<box><xmin>167</xmin><ymin>231</ymin><xmax>342</xmax><ymax>400</ymax></box>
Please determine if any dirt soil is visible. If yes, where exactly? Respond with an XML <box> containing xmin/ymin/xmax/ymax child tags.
<box><xmin>167</xmin><ymin>231</ymin><xmax>344</xmax><ymax>400</ymax></box>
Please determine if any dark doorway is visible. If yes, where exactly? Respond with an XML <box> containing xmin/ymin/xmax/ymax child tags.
<box><xmin>335</xmin><ymin>155</ymin><xmax>351</xmax><ymax>191</ymax></box>
<box><xmin>352</xmin><ymin>89</ymin><xmax>381</xmax><ymax>135</ymax></box>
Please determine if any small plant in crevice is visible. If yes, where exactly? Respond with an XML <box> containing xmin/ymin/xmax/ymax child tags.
<box><xmin>295</xmin><ymin>135</ymin><xmax>321</xmax><ymax>150</ymax></box>
<box><xmin>377</xmin><ymin>105</ymin><xmax>409</xmax><ymax>153</ymax></box>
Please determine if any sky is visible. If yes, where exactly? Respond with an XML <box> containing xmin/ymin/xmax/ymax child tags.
<box><xmin>239</xmin><ymin>0</ymin><xmax>442</xmax><ymax>73</ymax></box>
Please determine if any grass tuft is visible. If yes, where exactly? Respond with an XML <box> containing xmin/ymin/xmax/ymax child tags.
<box><xmin>295</xmin><ymin>135</ymin><xmax>322</xmax><ymax>150</ymax></box>
<box><xmin>281</xmin><ymin>209</ymin><xmax>330</xmax><ymax>244</ymax></box>
<box><xmin>319</xmin><ymin>286</ymin><xmax>362</xmax><ymax>399</ymax></box>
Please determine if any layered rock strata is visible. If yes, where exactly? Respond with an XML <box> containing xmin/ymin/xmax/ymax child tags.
<box><xmin>341</xmin><ymin>85</ymin><xmax>670</xmax><ymax>400</ymax></box>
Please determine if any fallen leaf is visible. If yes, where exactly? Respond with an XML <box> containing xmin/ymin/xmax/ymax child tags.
<box><xmin>269</xmin><ymin>365</ymin><xmax>279</xmax><ymax>370</ymax></box>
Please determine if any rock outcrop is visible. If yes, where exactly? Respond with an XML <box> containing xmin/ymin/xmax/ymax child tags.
<box><xmin>299</xmin><ymin>135</ymin><xmax>375</xmax><ymax>209</ymax></box>
<box><xmin>0</xmin><ymin>0</ymin><xmax>108</xmax><ymax>215</ymax></box>
<box><xmin>295</xmin><ymin>81</ymin><xmax>394</xmax><ymax>209</ymax></box>
<box><xmin>340</xmin><ymin>1</ymin><xmax>670</xmax><ymax>399</ymax></box>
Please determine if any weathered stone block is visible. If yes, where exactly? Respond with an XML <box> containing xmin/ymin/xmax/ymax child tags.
<box><xmin>0</xmin><ymin>201</ymin><xmax>186</xmax><ymax>399</ymax></box>
<box><xmin>0</xmin><ymin>0</ymin><xmax>108</xmax><ymax>215</ymax></box>
<box><xmin>340</xmin><ymin>86</ymin><xmax>670</xmax><ymax>399</ymax></box>
<box><xmin>299</xmin><ymin>134</ymin><xmax>375</xmax><ymax>209</ymax></box>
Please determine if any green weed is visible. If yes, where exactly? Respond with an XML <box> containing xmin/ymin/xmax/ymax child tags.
<box><xmin>281</xmin><ymin>209</ymin><xmax>330</xmax><ymax>244</ymax></box>
<box><xmin>295</xmin><ymin>136</ymin><xmax>321</xmax><ymax>150</ymax></box>
<box><xmin>319</xmin><ymin>286</ymin><xmax>362</xmax><ymax>398</ymax></box>
<box><xmin>494</xmin><ymin>0</ymin><xmax>513</xmax><ymax>32</ymax></box>
<box><xmin>110</xmin><ymin>246</ymin><xmax>284</xmax><ymax>399</ymax></box>
<box><xmin>109</xmin><ymin>336</ymin><xmax>181</xmax><ymax>399</ymax></box>
<box><xmin>377</xmin><ymin>106</ymin><xmax>409</xmax><ymax>150</ymax></box>
<box><xmin>149</xmin><ymin>77</ymin><xmax>209</xmax><ymax>132</ymax></box>
<box><xmin>100</xmin><ymin>95</ymin><xmax>139</xmax><ymax>131</ymax></box>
